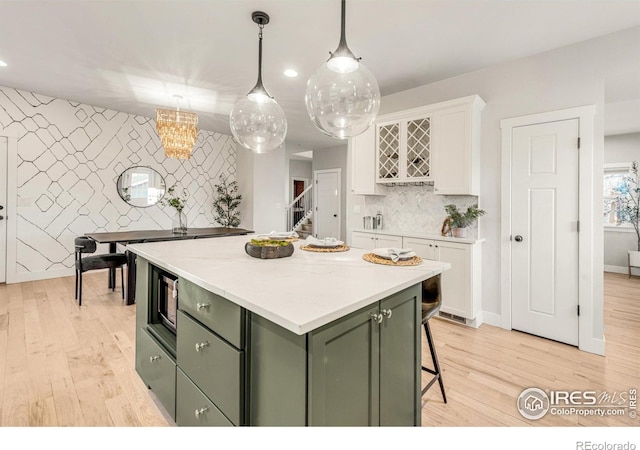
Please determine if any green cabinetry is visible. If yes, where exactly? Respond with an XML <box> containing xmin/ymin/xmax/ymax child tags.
<box><xmin>309</xmin><ymin>285</ymin><xmax>421</xmax><ymax>426</ymax></box>
<box><xmin>135</xmin><ymin>256</ymin><xmax>423</xmax><ymax>426</ymax></box>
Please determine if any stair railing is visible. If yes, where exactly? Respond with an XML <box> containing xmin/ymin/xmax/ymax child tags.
<box><xmin>285</xmin><ymin>185</ymin><xmax>313</xmax><ymax>232</ymax></box>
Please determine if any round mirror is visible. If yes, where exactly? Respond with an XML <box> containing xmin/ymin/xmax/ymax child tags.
<box><xmin>116</xmin><ymin>166</ymin><xmax>166</xmax><ymax>208</ymax></box>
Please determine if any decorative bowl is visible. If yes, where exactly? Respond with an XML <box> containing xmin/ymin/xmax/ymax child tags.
<box><xmin>245</xmin><ymin>240</ymin><xmax>294</xmax><ymax>259</ymax></box>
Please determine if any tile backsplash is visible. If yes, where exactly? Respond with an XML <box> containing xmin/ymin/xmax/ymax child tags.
<box><xmin>364</xmin><ymin>184</ymin><xmax>479</xmax><ymax>238</ymax></box>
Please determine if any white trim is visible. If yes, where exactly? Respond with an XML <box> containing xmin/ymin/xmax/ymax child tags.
<box><xmin>604</xmin><ymin>225</ymin><xmax>635</xmax><ymax>233</ymax></box>
<box><xmin>604</xmin><ymin>265</ymin><xmax>628</xmax><ymax>274</ymax></box>
<box><xmin>480</xmin><ymin>311</ymin><xmax>502</xmax><ymax>328</ymax></box>
<box><xmin>500</xmin><ymin>105</ymin><xmax>601</xmax><ymax>355</ymax></box>
<box><xmin>313</xmin><ymin>168</ymin><xmax>342</xmax><ymax>241</ymax></box>
<box><xmin>1</xmin><ymin>133</ymin><xmax>18</xmax><ymax>283</ymax></box>
<box><xmin>16</xmin><ymin>267</ymin><xmax>75</xmax><ymax>283</ymax></box>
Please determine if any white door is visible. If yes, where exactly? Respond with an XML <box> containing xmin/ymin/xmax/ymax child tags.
<box><xmin>314</xmin><ymin>169</ymin><xmax>341</xmax><ymax>240</ymax></box>
<box><xmin>0</xmin><ymin>137</ymin><xmax>7</xmax><ymax>283</ymax></box>
<box><xmin>511</xmin><ymin>119</ymin><xmax>579</xmax><ymax>346</ymax></box>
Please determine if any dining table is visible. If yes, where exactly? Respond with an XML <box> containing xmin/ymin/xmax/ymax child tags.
<box><xmin>85</xmin><ymin>227</ymin><xmax>254</xmax><ymax>305</ymax></box>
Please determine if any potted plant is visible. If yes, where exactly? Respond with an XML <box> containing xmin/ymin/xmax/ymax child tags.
<box><xmin>611</xmin><ymin>161</ymin><xmax>640</xmax><ymax>271</ymax></box>
<box><xmin>444</xmin><ymin>204</ymin><xmax>486</xmax><ymax>238</ymax></box>
<box><xmin>160</xmin><ymin>184</ymin><xmax>189</xmax><ymax>234</ymax></box>
<box><xmin>213</xmin><ymin>174</ymin><xmax>242</xmax><ymax>228</ymax></box>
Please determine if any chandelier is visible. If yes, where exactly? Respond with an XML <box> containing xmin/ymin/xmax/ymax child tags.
<box><xmin>156</xmin><ymin>95</ymin><xmax>198</xmax><ymax>160</ymax></box>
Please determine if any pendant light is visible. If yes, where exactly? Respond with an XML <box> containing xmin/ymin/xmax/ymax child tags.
<box><xmin>156</xmin><ymin>95</ymin><xmax>198</xmax><ymax>160</ymax></box>
<box><xmin>305</xmin><ymin>0</ymin><xmax>380</xmax><ymax>139</ymax></box>
<box><xmin>229</xmin><ymin>11</ymin><xmax>287</xmax><ymax>154</ymax></box>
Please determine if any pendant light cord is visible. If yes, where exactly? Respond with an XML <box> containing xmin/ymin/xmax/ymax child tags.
<box><xmin>257</xmin><ymin>23</ymin><xmax>264</xmax><ymax>89</ymax></box>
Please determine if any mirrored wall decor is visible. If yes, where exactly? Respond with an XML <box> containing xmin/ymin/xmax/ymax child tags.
<box><xmin>117</xmin><ymin>166</ymin><xmax>166</xmax><ymax>207</ymax></box>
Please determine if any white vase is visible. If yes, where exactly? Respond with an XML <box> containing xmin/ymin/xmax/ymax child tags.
<box><xmin>172</xmin><ymin>210</ymin><xmax>188</xmax><ymax>234</ymax></box>
<box><xmin>452</xmin><ymin>227</ymin><xmax>467</xmax><ymax>238</ymax></box>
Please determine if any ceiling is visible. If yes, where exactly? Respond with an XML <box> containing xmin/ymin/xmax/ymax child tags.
<box><xmin>0</xmin><ymin>0</ymin><xmax>639</xmax><ymax>150</ymax></box>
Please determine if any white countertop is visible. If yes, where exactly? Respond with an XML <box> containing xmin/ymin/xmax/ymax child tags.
<box><xmin>351</xmin><ymin>228</ymin><xmax>486</xmax><ymax>245</ymax></box>
<box><xmin>127</xmin><ymin>235</ymin><xmax>450</xmax><ymax>335</ymax></box>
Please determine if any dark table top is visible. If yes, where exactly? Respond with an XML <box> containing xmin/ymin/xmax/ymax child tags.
<box><xmin>85</xmin><ymin>227</ymin><xmax>254</xmax><ymax>244</ymax></box>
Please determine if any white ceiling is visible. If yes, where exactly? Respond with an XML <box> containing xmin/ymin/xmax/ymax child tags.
<box><xmin>0</xmin><ymin>0</ymin><xmax>639</xmax><ymax>149</ymax></box>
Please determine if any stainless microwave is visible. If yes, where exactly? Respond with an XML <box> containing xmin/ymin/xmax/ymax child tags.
<box><xmin>158</xmin><ymin>274</ymin><xmax>178</xmax><ymax>333</ymax></box>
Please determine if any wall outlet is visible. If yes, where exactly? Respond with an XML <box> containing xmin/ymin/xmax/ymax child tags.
<box><xmin>17</xmin><ymin>197</ymin><xmax>31</xmax><ymax>206</ymax></box>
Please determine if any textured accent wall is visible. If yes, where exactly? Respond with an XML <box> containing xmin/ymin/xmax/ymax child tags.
<box><xmin>0</xmin><ymin>86</ymin><xmax>236</xmax><ymax>279</ymax></box>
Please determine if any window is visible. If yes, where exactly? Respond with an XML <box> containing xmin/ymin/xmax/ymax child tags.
<box><xmin>603</xmin><ymin>163</ymin><xmax>635</xmax><ymax>230</ymax></box>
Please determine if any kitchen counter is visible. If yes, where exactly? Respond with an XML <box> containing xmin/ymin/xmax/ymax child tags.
<box><xmin>351</xmin><ymin>228</ymin><xmax>486</xmax><ymax>245</ymax></box>
<box><xmin>127</xmin><ymin>235</ymin><xmax>450</xmax><ymax>335</ymax></box>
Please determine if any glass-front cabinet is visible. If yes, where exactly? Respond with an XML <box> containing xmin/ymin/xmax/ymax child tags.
<box><xmin>376</xmin><ymin>114</ymin><xmax>432</xmax><ymax>184</ymax></box>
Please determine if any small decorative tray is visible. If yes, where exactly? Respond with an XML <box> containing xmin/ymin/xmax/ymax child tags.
<box><xmin>300</xmin><ymin>244</ymin><xmax>350</xmax><ymax>253</ymax></box>
<box><xmin>363</xmin><ymin>253</ymin><xmax>422</xmax><ymax>266</ymax></box>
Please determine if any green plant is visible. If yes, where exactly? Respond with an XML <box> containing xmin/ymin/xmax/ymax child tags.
<box><xmin>444</xmin><ymin>204</ymin><xmax>486</xmax><ymax>228</ymax></box>
<box><xmin>612</xmin><ymin>161</ymin><xmax>640</xmax><ymax>251</ymax></box>
<box><xmin>160</xmin><ymin>184</ymin><xmax>188</xmax><ymax>212</ymax></box>
<box><xmin>213</xmin><ymin>174</ymin><xmax>242</xmax><ymax>228</ymax></box>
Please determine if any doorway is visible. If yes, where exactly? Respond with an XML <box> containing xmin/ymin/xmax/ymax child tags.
<box><xmin>510</xmin><ymin>118</ymin><xmax>580</xmax><ymax>346</ymax></box>
<box><xmin>0</xmin><ymin>137</ymin><xmax>6</xmax><ymax>283</ymax></box>
<box><xmin>291</xmin><ymin>177</ymin><xmax>309</xmax><ymax>229</ymax></box>
<box><xmin>500</xmin><ymin>105</ymin><xmax>602</xmax><ymax>355</ymax></box>
<box><xmin>314</xmin><ymin>169</ymin><xmax>341</xmax><ymax>240</ymax></box>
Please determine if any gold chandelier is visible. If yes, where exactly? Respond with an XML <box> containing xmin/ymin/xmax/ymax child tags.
<box><xmin>156</xmin><ymin>96</ymin><xmax>198</xmax><ymax>160</ymax></box>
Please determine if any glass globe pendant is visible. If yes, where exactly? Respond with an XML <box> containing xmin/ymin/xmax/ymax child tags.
<box><xmin>305</xmin><ymin>0</ymin><xmax>380</xmax><ymax>139</ymax></box>
<box><xmin>230</xmin><ymin>11</ymin><xmax>287</xmax><ymax>154</ymax></box>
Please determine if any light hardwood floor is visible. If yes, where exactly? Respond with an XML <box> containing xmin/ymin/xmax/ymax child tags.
<box><xmin>0</xmin><ymin>271</ymin><xmax>637</xmax><ymax>426</ymax></box>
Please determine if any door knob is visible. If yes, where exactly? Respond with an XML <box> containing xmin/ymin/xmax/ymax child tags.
<box><xmin>514</xmin><ymin>235</ymin><xmax>523</xmax><ymax>242</ymax></box>
<box><xmin>333</xmin><ymin>214</ymin><xmax>337</xmax><ymax>217</ymax></box>
<box><xmin>0</xmin><ymin>216</ymin><xmax>4</xmax><ymax>220</ymax></box>
<box><xmin>0</xmin><ymin>205</ymin><xmax>4</xmax><ymax>210</ymax></box>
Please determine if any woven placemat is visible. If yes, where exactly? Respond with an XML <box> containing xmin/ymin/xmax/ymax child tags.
<box><xmin>363</xmin><ymin>253</ymin><xmax>423</xmax><ymax>266</ymax></box>
<box><xmin>300</xmin><ymin>244</ymin><xmax>350</xmax><ymax>253</ymax></box>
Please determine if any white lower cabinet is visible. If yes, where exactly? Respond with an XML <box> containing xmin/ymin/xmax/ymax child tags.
<box><xmin>351</xmin><ymin>231</ymin><xmax>403</xmax><ymax>250</ymax></box>
<box><xmin>403</xmin><ymin>236</ymin><xmax>482</xmax><ymax>326</ymax></box>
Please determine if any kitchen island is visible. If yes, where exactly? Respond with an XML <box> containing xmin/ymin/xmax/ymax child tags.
<box><xmin>127</xmin><ymin>235</ymin><xmax>450</xmax><ymax>426</ymax></box>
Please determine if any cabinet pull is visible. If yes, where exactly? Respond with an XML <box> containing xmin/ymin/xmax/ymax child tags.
<box><xmin>381</xmin><ymin>309</ymin><xmax>393</xmax><ymax>319</ymax></box>
<box><xmin>149</xmin><ymin>355</ymin><xmax>161</xmax><ymax>363</ymax></box>
<box><xmin>370</xmin><ymin>313</ymin><xmax>383</xmax><ymax>324</ymax></box>
<box><xmin>194</xmin><ymin>407</ymin><xmax>209</xmax><ymax>418</ymax></box>
<box><xmin>196</xmin><ymin>302</ymin><xmax>211</xmax><ymax>311</ymax></box>
<box><xmin>195</xmin><ymin>341</ymin><xmax>210</xmax><ymax>352</ymax></box>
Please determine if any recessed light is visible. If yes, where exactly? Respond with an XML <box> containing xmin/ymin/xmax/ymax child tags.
<box><xmin>0</xmin><ymin>60</ymin><xmax>7</xmax><ymax>67</ymax></box>
<box><xmin>284</xmin><ymin>69</ymin><xmax>298</xmax><ymax>78</ymax></box>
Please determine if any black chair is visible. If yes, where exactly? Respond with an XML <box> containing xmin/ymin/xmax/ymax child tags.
<box><xmin>421</xmin><ymin>274</ymin><xmax>447</xmax><ymax>403</ymax></box>
<box><xmin>74</xmin><ymin>236</ymin><xmax>127</xmax><ymax>306</ymax></box>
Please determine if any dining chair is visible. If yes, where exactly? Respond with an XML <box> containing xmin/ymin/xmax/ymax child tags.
<box><xmin>74</xmin><ymin>236</ymin><xmax>127</xmax><ymax>306</ymax></box>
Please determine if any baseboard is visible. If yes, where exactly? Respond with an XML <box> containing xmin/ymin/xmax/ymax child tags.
<box><xmin>604</xmin><ymin>265</ymin><xmax>627</xmax><ymax>274</ymax></box>
<box><xmin>580</xmin><ymin>337</ymin><xmax>606</xmax><ymax>356</ymax></box>
<box><xmin>13</xmin><ymin>267</ymin><xmax>114</xmax><ymax>283</ymax></box>
<box><xmin>481</xmin><ymin>311</ymin><xmax>502</xmax><ymax>328</ymax></box>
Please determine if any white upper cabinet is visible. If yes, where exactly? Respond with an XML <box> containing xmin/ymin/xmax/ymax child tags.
<box><xmin>349</xmin><ymin>126</ymin><xmax>387</xmax><ymax>195</ymax></box>
<box><xmin>355</xmin><ymin>95</ymin><xmax>485</xmax><ymax>195</ymax></box>
<box><xmin>432</xmin><ymin>96</ymin><xmax>485</xmax><ymax>195</ymax></box>
<box><xmin>376</xmin><ymin>113</ymin><xmax>432</xmax><ymax>184</ymax></box>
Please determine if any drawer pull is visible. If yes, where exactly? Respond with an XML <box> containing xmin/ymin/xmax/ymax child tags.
<box><xmin>370</xmin><ymin>313</ymin><xmax>383</xmax><ymax>324</ymax></box>
<box><xmin>381</xmin><ymin>309</ymin><xmax>393</xmax><ymax>319</ymax></box>
<box><xmin>149</xmin><ymin>355</ymin><xmax>161</xmax><ymax>363</ymax></box>
<box><xmin>195</xmin><ymin>341</ymin><xmax>210</xmax><ymax>352</ymax></box>
<box><xmin>195</xmin><ymin>407</ymin><xmax>209</xmax><ymax>418</ymax></box>
<box><xmin>196</xmin><ymin>302</ymin><xmax>211</xmax><ymax>311</ymax></box>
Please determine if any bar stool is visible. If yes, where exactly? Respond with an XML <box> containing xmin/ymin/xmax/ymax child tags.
<box><xmin>421</xmin><ymin>274</ymin><xmax>447</xmax><ymax>403</ymax></box>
